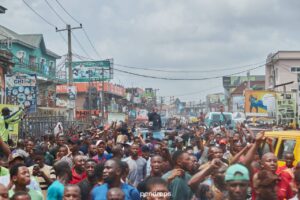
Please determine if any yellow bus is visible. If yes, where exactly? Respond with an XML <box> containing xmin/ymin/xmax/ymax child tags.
<box><xmin>263</xmin><ymin>131</ymin><xmax>300</xmax><ymax>167</ymax></box>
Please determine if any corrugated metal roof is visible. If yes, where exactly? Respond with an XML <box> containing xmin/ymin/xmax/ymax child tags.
<box><xmin>0</xmin><ymin>25</ymin><xmax>60</xmax><ymax>58</ymax></box>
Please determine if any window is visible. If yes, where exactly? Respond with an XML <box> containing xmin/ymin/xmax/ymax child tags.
<box><xmin>49</xmin><ymin>61</ymin><xmax>54</xmax><ymax>69</ymax></box>
<box><xmin>40</xmin><ymin>58</ymin><xmax>45</xmax><ymax>66</ymax></box>
<box><xmin>277</xmin><ymin>139</ymin><xmax>296</xmax><ymax>160</ymax></box>
<box><xmin>16</xmin><ymin>51</ymin><xmax>26</xmax><ymax>63</ymax></box>
<box><xmin>291</xmin><ymin>67</ymin><xmax>300</xmax><ymax>73</ymax></box>
<box><xmin>261</xmin><ymin>138</ymin><xmax>278</xmax><ymax>155</ymax></box>
<box><xmin>29</xmin><ymin>55</ymin><xmax>36</xmax><ymax>65</ymax></box>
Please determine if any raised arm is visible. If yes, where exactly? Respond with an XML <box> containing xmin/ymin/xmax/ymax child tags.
<box><xmin>241</xmin><ymin>131</ymin><xmax>265</xmax><ymax>167</ymax></box>
<box><xmin>188</xmin><ymin>158</ymin><xmax>222</xmax><ymax>191</ymax></box>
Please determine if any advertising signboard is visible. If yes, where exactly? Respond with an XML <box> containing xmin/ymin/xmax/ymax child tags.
<box><xmin>108</xmin><ymin>112</ymin><xmax>126</xmax><ymax>124</ymax></box>
<box><xmin>232</xmin><ymin>96</ymin><xmax>245</xmax><ymax>112</ymax></box>
<box><xmin>244</xmin><ymin>90</ymin><xmax>276</xmax><ymax>117</ymax></box>
<box><xmin>71</xmin><ymin>60</ymin><xmax>113</xmax><ymax>82</ymax></box>
<box><xmin>223</xmin><ymin>75</ymin><xmax>265</xmax><ymax>90</ymax></box>
<box><xmin>276</xmin><ymin>92</ymin><xmax>297</xmax><ymax>127</ymax></box>
<box><xmin>5</xmin><ymin>73</ymin><xmax>37</xmax><ymax>113</ymax></box>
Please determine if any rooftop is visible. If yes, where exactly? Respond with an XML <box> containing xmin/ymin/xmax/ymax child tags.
<box><xmin>0</xmin><ymin>25</ymin><xmax>60</xmax><ymax>59</ymax></box>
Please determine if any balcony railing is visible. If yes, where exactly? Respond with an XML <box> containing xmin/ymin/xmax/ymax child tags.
<box><xmin>12</xmin><ymin>58</ymin><xmax>66</xmax><ymax>83</ymax></box>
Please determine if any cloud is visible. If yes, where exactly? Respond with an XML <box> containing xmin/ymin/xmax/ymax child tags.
<box><xmin>1</xmin><ymin>0</ymin><xmax>300</xmax><ymax>101</ymax></box>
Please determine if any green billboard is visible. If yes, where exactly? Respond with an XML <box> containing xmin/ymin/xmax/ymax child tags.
<box><xmin>70</xmin><ymin>60</ymin><xmax>113</xmax><ymax>82</ymax></box>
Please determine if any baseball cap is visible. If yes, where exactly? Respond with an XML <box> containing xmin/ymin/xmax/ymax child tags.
<box><xmin>68</xmin><ymin>137</ymin><xmax>80</xmax><ymax>145</ymax></box>
<box><xmin>2</xmin><ymin>107</ymin><xmax>11</xmax><ymax>112</ymax></box>
<box><xmin>225</xmin><ymin>164</ymin><xmax>250</xmax><ymax>182</ymax></box>
<box><xmin>219</xmin><ymin>139</ymin><xmax>227</xmax><ymax>145</ymax></box>
<box><xmin>96</xmin><ymin>140</ymin><xmax>105</xmax><ymax>146</ymax></box>
<box><xmin>8</xmin><ymin>153</ymin><xmax>24</xmax><ymax>164</ymax></box>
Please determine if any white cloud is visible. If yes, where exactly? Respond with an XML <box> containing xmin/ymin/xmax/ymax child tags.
<box><xmin>1</xmin><ymin>0</ymin><xmax>299</xmax><ymax>101</ymax></box>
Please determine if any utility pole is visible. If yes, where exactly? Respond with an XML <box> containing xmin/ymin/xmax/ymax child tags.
<box><xmin>56</xmin><ymin>24</ymin><xmax>82</xmax><ymax>121</ymax></box>
<box><xmin>160</xmin><ymin>96</ymin><xmax>164</xmax><ymax>112</ymax></box>
<box><xmin>153</xmin><ymin>89</ymin><xmax>159</xmax><ymax>107</ymax></box>
<box><xmin>247</xmin><ymin>70</ymin><xmax>250</xmax><ymax>89</ymax></box>
<box><xmin>101</xmin><ymin>67</ymin><xmax>105</xmax><ymax>125</ymax></box>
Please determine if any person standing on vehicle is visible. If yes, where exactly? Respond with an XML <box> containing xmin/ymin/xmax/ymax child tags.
<box><xmin>148</xmin><ymin>107</ymin><xmax>162</xmax><ymax>131</ymax></box>
<box><xmin>148</xmin><ymin>107</ymin><xmax>162</xmax><ymax>140</ymax></box>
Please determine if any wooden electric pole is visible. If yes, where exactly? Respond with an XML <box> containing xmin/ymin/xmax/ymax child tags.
<box><xmin>56</xmin><ymin>24</ymin><xmax>82</xmax><ymax>121</ymax></box>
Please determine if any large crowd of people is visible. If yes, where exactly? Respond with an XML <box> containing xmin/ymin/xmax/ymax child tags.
<box><xmin>0</xmin><ymin>107</ymin><xmax>299</xmax><ymax>200</ymax></box>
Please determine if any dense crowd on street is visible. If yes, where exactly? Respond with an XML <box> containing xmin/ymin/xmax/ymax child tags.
<box><xmin>0</xmin><ymin>107</ymin><xmax>299</xmax><ymax>200</ymax></box>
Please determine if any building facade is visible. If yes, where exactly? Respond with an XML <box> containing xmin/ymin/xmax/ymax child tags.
<box><xmin>0</xmin><ymin>25</ymin><xmax>61</xmax><ymax>109</ymax></box>
<box><xmin>265</xmin><ymin>51</ymin><xmax>300</xmax><ymax>92</ymax></box>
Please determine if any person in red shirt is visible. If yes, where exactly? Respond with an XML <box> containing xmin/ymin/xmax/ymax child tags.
<box><xmin>260</xmin><ymin>152</ymin><xmax>294</xmax><ymax>200</ymax></box>
<box><xmin>240</xmin><ymin>132</ymin><xmax>294</xmax><ymax>200</ymax></box>
<box><xmin>276</xmin><ymin>152</ymin><xmax>295</xmax><ymax>174</ymax></box>
<box><xmin>69</xmin><ymin>155</ymin><xmax>87</xmax><ymax>184</ymax></box>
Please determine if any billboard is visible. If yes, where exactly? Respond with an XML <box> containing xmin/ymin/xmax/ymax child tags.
<box><xmin>71</xmin><ymin>60</ymin><xmax>113</xmax><ymax>82</ymax></box>
<box><xmin>244</xmin><ymin>90</ymin><xmax>276</xmax><ymax>117</ymax></box>
<box><xmin>232</xmin><ymin>96</ymin><xmax>245</xmax><ymax>112</ymax></box>
<box><xmin>276</xmin><ymin>92</ymin><xmax>297</xmax><ymax>127</ymax></box>
<box><xmin>223</xmin><ymin>75</ymin><xmax>265</xmax><ymax>90</ymax></box>
<box><xmin>5</xmin><ymin>73</ymin><xmax>37</xmax><ymax>113</ymax></box>
<box><xmin>207</xmin><ymin>93</ymin><xmax>226</xmax><ymax>104</ymax></box>
<box><xmin>0</xmin><ymin>104</ymin><xmax>19</xmax><ymax>142</ymax></box>
<box><xmin>108</xmin><ymin>112</ymin><xmax>126</xmax><ymax>124</ymax></box>
<box><xmin>56</xmin><ymin>82</ymin><xmax>125</xmax><ymax>97</ymax></box>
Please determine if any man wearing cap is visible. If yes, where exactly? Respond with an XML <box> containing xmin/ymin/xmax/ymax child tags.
<box><xmin>0</xmin><ymin>153</ymin><xmax>41</xmax><ymax>191</ymax></box>
<box><xmin>219</xmin><ymin>139</ymin><xmax>232</xmax><ymax>162</ymax></box>
<box><xmin>0</xmin><ymin>106</ymin><xmax>25</xmax><ymax>143</ymax></box>
<box><xmin>225</xmin><ymin>164</ymin><xmax>250</xmax><ymax>200</ymax></box>
<box><xmin>93</xmin><ymin>140</ymin><xmax>112</xmax><ymax>164</ymax></box>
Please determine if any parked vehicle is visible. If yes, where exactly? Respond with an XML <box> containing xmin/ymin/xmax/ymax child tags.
<box><xmin>204</xmin><ymin>112</ymin><xmax>235</xmax><ymax>128</ymax></box>
<box><xmin>262</xmin><ymin>131</ymin><xmax>300</xmax><ymax>167</ymax></box>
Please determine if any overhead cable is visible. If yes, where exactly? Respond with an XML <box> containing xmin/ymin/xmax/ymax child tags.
<box><xmin>114</xmin><ymin>61</ymin><xmax>265</xmax><ymax>73</ymax></box>
<box><xmin>54</xmin><ymin>0</ymin><xmax>82</xmax><ymax>24</ymax></box>
<box><xmin>44</xmin><ymin>0</ymin><xmax>68</xmax><ymax>25</ymax></box>
<box><xmin>72</xmin><ymin>32</ymin><xmax>93</xmax><ymax>59</ymax></box>
<box><xmin>114</xmin><ymin>63</ymin><xmax>266</xmax><ymax>81</ymax></box>
<box><xmin>53</xmin><ymin>0</ymin><xmax>102</xmax><ymax>58</ymax></box>
<box><xmin>23</xmin><ymin>0</ymin><xmax>56</xmax><ymax>28</ymax></box>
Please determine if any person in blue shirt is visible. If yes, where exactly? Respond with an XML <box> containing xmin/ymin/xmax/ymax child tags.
<box><xmin>47</xmin><ymin>161</ymin><xmax>72</xmax><ymax>200</ymax></box>
<box><xmin>92</xmin><ymin>140</ymin><xmax>113</xmax><ymax>164</ymax></box>
<box><xmin>91</xmin><ymin>159</ymin><xmax>140</xmax><ymax>200</ymax></box>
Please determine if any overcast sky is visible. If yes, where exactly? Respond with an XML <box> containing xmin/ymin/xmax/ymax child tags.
<box><xmin>1</xmin><ymin>0</ymin><xmax>300</xmax><ymax>102</ymax></box>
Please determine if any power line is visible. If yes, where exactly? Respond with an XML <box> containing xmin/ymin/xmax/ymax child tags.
<box><xmin>58</xmin><ymin>32</ymin><xmax>67</xmax><ymax>44</ymax></box>
<box><xmin>114</xmin><ymin>63</ymin><xmax>266</xmax><ymax>81</ymax></box>
<box><xmin>82</xmin><ymin>27</ymin><xmax>102</xmax><ymax>58</ymax></box>
<box><xmin>72</xmin><ymin>32</ymin><xmax>93</xmax><ymax>59</ymax></box>
<box><xmin>164</xmin><ymin>84</ymin><xmax>221</xmax><ymax>97</ymax></box>
<box><xmin>54</xmin><ymin>0</ymin><xmax>81</xmax><ymax>24</ymax></box>
<box><xmin>23</xmin><ymin>0</ymin><xmax>56</xmax><ymax>28</ymax></box>
<box><xmin>114</xmin><ymin>61</ymin><xmax>265</xmax><ymax>73</ymax></box>
<box><xmin>72</xmin><ymin>53</ymin><xmax>95</xmax><ymax>61</ymax></box>
<box><xmin>44</xmin><ymin>0</ymin><xmax>68</xmax><ymax>25</ymax></box>
<box><xmin>53</xmin><ymin>0</ymin><xmax>102</xmax><ymax>58</ymax></box>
